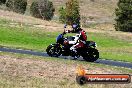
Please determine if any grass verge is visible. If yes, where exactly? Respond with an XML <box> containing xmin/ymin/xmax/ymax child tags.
<box><xmin>0</xmin><ymin>19</ymin><xmax>132</xmax><ymax>62</ymax></box>
<box><xmin>0</xmin><ymin>52</ymin><xmax>131</xmax><ymax>88</ymax></box>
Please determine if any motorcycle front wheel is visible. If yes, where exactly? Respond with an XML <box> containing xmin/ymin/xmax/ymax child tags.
<box><xmin>46</xmin><ymin>44</ymin><xmax>62</xmax><ymax>57</ymax></box>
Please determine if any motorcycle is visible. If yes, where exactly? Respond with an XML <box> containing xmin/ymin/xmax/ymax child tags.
<box><xmin>46</xmin><ymin>29</ymin><xmax>99</xmax><ymax>62</ymax></box>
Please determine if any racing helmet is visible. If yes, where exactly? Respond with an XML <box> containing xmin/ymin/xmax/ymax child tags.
<box><xmin>72</xmin><ymin>24</ymin><xmax>80</xmax><ymax>32</ymax></box>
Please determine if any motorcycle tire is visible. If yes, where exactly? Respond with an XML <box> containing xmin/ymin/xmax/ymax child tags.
<box><xmin>46</xmin><ymin>44</ymin><xmax>62</xmax><ymax>57</ymax></box>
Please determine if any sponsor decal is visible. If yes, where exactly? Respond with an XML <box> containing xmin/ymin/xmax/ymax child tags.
<box><xmin>76</xmin><ymin>65</ymin><xmax>131</xmax><ymax>85</ymax></box>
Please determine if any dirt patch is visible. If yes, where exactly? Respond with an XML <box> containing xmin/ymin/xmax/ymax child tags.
<box><xmin>0</xmin><ymin>54</ymin><xmax>131</xmax><ymax>88</ymax></box>
<box><xmin>0</xmin><ymin>55</ymin><xmax>119</xmax><ymax>80</ymax></box>
<box><xmin>0</xmin><ymin>10</ymin><xmax>64</xmax><ymax>32</ymax></box>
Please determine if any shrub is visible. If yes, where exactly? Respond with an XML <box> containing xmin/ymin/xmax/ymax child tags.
<box><xmin>115</xmin><ymin>0</ymin><xmax>132</xmax><ymax>32</ymax></box>
<box><xmin>59</xmin><ymin>7</ymin><xmax>66</xmax><ymax>23</ymax></box>
<box><xmin>90</xmin><ymin>0</ymin><xmax>95</xmax><ymax>2</ymax></box>
<box><xmin>6</xmin><ymin>0</ymin><xmax>27</xmax><ymax>14</ymax></box>
<box><xmin>30</xmin><ymin>0</ymin><xmax>55</xmax><ymax>20</ymax></box>
<box><xmin>30</xmin><ymin>1</ymin><xmax>40</xmax><ymax>18</ymax></box>
<box><xmin>59</xmin><ymin>0</ymin><xmax>80</xmax><ymax>25</ymax></box>
<box><xmin>0</xmin><ymin>0</ymin><xmax>6</xmax><ymax>4</ymax></box>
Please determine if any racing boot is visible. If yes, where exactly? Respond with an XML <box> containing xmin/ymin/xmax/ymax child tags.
<box><xmin>71</xmin><ymin>50</ymin><xmax>78</xmax><ymax>60</ymax></box>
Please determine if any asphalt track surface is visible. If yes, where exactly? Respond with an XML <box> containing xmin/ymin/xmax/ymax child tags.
<box><xmin>0</xmin><ymin>47</ymin><xmax>132</xmax><ymax>69</ymax></box>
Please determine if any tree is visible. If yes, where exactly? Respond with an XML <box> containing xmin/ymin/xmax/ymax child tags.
<box><xmin>90</xmin><ymin>0</ymin><xmax>95</xmax><ymax>2</ymax></box>
<box><xmin>59</xmin><ymin>0</ymin><xmax>80</xmax><ymax>25</ymax></box>
<box><xmin>30</xmin><ymin>0</ymin><xmax>55</xmax><ymax>20</ymax></box>
<box><xmin>59</xmin><ymin>7</ymin><xmax>66</xmax><ymax>23</ymax></box>
<box><xmin>6</xmin><ymin>0</ymin><xmax>27</xmax><ymax>14</ymax></box>
<box><xmin>115</xmin><ymin>0</ymin><xmax>132</xmax><ymax>32</ymax></box>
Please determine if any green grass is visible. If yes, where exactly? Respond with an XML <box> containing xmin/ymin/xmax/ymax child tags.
<box><xmin>88</xmin><ymin>32</ymin><xmax>131</xmax><ymax>47</ymax></box>
<box><xmin>0</xmin><ymin>26</ymin><xmax>57</xmax><ymax>51</ymax></box>
<box><xmin>0</xmin><ymin>19</ymin><xmax>132</xmax><ymax>62</ymax></box>
<box><xmin>88</xmin><ymin>33</ymin><xmax>132</xmax><ymax>62</ymax></box>
<box><xmin>100</xmin><ymin>52</ymin><xmax>132</xmax><ymax>62</ymax></box>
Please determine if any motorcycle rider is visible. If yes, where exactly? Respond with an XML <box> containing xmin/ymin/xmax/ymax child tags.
<box><xmin>64</xmin><ymin>24</ymin><xmax>87</xmax><ymax>59</ymax></box>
